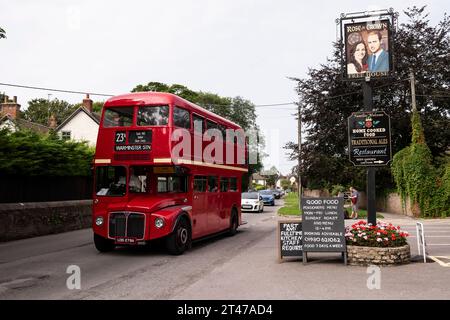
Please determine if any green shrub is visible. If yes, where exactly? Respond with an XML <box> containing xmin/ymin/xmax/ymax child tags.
<box><xmin>331</xmin><ymin>184</ymin><xmax>346</xmax><ymax>196</ymax></box>
<box><xmin>0</xmin><ymin>129</ymin><xmax>94</xmax><ymax>176</ymax></box>
<box><xmin>391</xmin><ymin>111</ymin><xmax>448</xmax><ymax>217</ymax></box>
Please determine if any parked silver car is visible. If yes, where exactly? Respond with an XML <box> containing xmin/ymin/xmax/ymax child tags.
<box><xmin>241</xmin><ymin>192</ymin><xmax>264</xmax><ymax>213</ymax></box>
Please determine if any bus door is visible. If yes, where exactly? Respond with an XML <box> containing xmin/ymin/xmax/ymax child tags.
<box><xmin>192</xmin><ymin>176</ymin><xmax>208</xmax><ymax>238</ymax></box>
<box><xmin>219</xmin><ymin>177</ymin><xmax>230</xmax><ymax>229</ymax></box>
<box><xmin>206</xmin><ymin>176</ymin><xmax>221</xmax><ymax>233</ymax></box>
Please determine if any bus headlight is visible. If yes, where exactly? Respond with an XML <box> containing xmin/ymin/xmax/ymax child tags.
<box><xmin>155</xmin><ymin>217</ymin><xmax>165</xmax><ymax>229</ymax></box>
<box><xmin>95</xmin><ymin>216</ymin><xmax>104</xmax><ymax>226</ymax></box>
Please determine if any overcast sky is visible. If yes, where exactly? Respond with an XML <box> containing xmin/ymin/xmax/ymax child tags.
<box><xmin>1</xmin><ymin>0</ymin><xmax>448</xmax><ymax>174</ymax></box>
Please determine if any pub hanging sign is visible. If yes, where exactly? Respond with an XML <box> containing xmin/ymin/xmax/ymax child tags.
<box><xmin>348</xmin><ymin>111</ymin><xmax>392</xmax><ymax>167</ymax></box>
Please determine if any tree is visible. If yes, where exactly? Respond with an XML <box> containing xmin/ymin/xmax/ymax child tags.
<box><xmin>73</xmin><ymin>101</ymin><xmax>104</xmax><ymax>113</ymax></box>
<box><xmin>264</xmin><ymin>166</ymin><xmax>280</xmax><ymax>187</ymax></box>
<box><xmin>285</xmin><ymin>6</ymin><xmax>450</xmax><ymax>191</ymax></box>
<box><xmin>280</xmin><ymin>179</ymin><xmax>291</xmax><ymax>190</ymax></box>
<box><xmin>23</xmin><ymin>98</ymin><xmax>77</xmax><ymax>126</ymax></box>
<box><xmin>0</xmin><ymin>27</ymin><xmax>5</xmax><ymax>39</ymax></box>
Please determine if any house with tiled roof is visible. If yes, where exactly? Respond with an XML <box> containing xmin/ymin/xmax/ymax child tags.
<box><xmin>251</xmin><ymin>173</ymin><xmax>267</xmax><ymax>186</ymax></box>
<box><xmin>0</xmin><ymin>95</ymin><xmax>50</xmax><ymax>134</ymax></box>
<box><xmin>55</xmin><ymin>94</ymin><xmax>101</xmax><ymax>145</ymax></box>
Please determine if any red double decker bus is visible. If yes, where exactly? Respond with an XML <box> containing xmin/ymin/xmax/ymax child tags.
<box><xmin>92</xmin><ymin>92</ymin><xmax>248</xmax><ymax>254</ymax></box>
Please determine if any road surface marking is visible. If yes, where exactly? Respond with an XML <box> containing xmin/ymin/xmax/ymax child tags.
<box><xmin>428</xmin><ymin>256</ymin><xmax>450</xmax><ymax>267</ymax></box>
<box><xmin>408</xmin><ymin>236</ymin><xmax>450</xmax><ymax>238</ymax></box>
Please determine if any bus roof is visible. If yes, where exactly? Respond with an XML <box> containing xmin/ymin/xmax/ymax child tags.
<box><xmin>104</xmin><ymin>92</ymin><xmax>242</xmax><ymax>129</ymax></box>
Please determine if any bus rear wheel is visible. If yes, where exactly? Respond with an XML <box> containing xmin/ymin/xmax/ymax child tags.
<box><xmin>94</xmin><ymin>233</ymin><xmax>115</xmax><ymax>252</ymax></box>
<box><xmin>166</xmin><ymin>217</ymin><xmax>191</xmax><ymax>255</ymax></box>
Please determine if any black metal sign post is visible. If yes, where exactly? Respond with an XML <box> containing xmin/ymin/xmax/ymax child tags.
<box><xmin>338</xmin><ymin>9</ymin><xmax>397</xmax><ymax>226</ymax></box>
<box><xmin>363</xmin><ymin>81</ymin><xmax>377</xmax><ymax>225</ymax></box>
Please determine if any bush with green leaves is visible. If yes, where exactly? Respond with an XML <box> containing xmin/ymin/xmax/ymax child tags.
<box><xmin>331</xmin><ymin>184</ymin><xmax>346</xmax><ymax>196</ymax></box>
<box><xmin>392</xmin><ymin>111</ymin><xmax>449</xmax><ymax>217</ymax></box>
<box><xmin>0</xmin><ymin>129</ymin><xmax>94</xmax><ymax>176</ymax></box>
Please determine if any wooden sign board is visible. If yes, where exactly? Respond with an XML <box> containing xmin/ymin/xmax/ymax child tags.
<box><xmin>278</xmin><ymin>220</ymin><xmax>302</xmax><ymax>262</ymax></box>
<box><xmin>301</xmin><ymin>197</ymin><xmax>347</xmax><ymax>265</ymax></box>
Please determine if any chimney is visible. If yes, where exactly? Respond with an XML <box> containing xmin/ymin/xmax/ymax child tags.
<box><xmin>0</xmin><ymin>95</ymin><xmax>21</xmax><ymax>119</ymax></box>
<box><xmin>82</xmin><ymin>94</ymin><xmax>93</xmax><ymax>113</ymax></box>
<box><xmin>48</xmin><ymin>114</ymin><xmax>57</xmax><ymax>129</ymax></box>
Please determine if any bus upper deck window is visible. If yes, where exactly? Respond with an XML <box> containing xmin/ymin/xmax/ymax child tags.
<box><xmin>193</xmin><ymin>114</ymin><xmax>205</xmax><ymax>133</ymax></box>
<box><xmin>103</xmin><ymin>107</ymin><xmax>133</xmax><ymax>127</ymax></box>
<box><xmin>174</xmin><ymin>106</ymin><xmax>191</xmax><ymax>129</ymax></box>
<box><xmin>138</xmin><ymin>105</ymin><xmax>169</xmax><ymax>126</ymax></box>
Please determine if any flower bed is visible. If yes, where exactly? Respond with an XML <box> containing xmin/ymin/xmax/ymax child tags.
<box><xmin>345</xmin><ymin>221</ymin><xmax>411</xmax><ymax>266</ymax></box>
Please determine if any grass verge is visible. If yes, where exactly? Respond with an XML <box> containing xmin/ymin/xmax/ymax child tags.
<box><xmin>278</xmin><ymin>192</ymin><xmax>301</xmax><ymax>216</ymax></box>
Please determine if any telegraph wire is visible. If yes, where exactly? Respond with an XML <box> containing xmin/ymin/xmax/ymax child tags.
<box><xmin>0</xmin><ymin>82</ymin><xmax>114</xmax><ymax>97</ymax></box>
<box><xmin>0</xmin><ymin>82</ymin><xmax>298</xmax><ymax>108</ymax></box>
<box><xmin>1</xmin><ymin>79</ymin><xmax>447</xmax><ymax>109</ymax></box>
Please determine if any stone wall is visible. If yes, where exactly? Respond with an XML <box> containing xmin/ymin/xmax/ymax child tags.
<box><xmin>303</xmin><ymin>189</ymin><xmax>330</xmax><ymax>198</ymax></box>
<box><xmin>0</xmin><ymin>200</ymin><xmax>92</xmax><ymax>242</ymax></box>
<box><xmin>347</xmin><ymin>244</ymin><xmax>411</xmax><ymax>266</ymax></box>
<box><xmin>380</xmin><ymin>193</ymin><xmax>420</xmax><ymax>217</ymax></box>
<box><xmin>306</xmin><ymin>189</ymin><xmax>421</xmax><ymax>217</ymax></box>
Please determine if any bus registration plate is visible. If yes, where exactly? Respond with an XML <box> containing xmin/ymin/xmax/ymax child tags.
<box><xmin>115</xmin><ymin>237</ymin><xmax>138</xmax><ymax>245</ymax></box>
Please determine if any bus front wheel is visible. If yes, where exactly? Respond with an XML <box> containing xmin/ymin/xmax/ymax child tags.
<box><xmin>94</xmin><ymin>233</ymin><xmax>115</xmax><ymax>252</ymax></box>
<box><xmin>166</xmin><ymin>217</ymin><xmax>191</xmax><ymax>255</ymax></box>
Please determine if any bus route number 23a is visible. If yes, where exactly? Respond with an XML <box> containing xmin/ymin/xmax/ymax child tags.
<box><xmin>115</xmin><ymin>132</ymin><xmax>126</xmax><ymax>144</ymax></box>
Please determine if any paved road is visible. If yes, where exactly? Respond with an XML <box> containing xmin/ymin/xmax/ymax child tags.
<box><xmin>0</xmin><ymin>199</ymin><xmax>449</xmax><ymax>299</ymax></box>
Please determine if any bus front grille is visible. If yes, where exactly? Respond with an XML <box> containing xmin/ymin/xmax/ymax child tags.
<box><xmin>109</xmin><ymin>212</ymin><xmax>145</xmax><ymax>239</ymax></box>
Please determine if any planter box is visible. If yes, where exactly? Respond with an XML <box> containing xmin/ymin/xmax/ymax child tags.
<box><xmin>347</xmin><ymin>244</ymin><xmax>411</xmax><ymax>266</ymax></box>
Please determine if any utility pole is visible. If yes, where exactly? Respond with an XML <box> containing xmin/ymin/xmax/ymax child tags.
<box><xmin>410</xmin><ymin>70</ymin><xmax>417</xmax><ymax>112</ymax></box>
<box><xmin>47</xmin><ymin>94</ymin><xmax>52</xmax><ymax>125</ymax></box>
<box><xmin>297</xmin><ymin>101</ymin><xmax>302</xmax><ymax>211</ymax></box>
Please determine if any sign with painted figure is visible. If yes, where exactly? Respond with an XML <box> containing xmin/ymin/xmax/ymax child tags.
<box><xmin>348</xmin><ymin>111</ymin><xmax>392</xmax><ymax>166</ymax></box>
<box><xmin>343</xmin><ymin>19</ymin><xmax>392</xmax><ymax>79</ymax></box>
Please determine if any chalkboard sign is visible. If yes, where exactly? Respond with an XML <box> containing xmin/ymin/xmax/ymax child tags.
<box><xmin>278</xmin><ymin>220</ymin><xmax>302</xmax><ymax>262</ymax></box>
<box><xmin>301</xmin><ymin>197</ymin><xmax>347</xmax><ymax>264</ymax></box>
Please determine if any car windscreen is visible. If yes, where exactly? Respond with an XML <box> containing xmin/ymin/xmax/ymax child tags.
<box><xmin>242</xmin><ymin>192</ymin><xmax>258</xmax><ymax>199</ymax></box>
<box><xmin>260</xmin><ymin>190</ymin><xmax>273</xmax><ymax>195</ymax></box>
